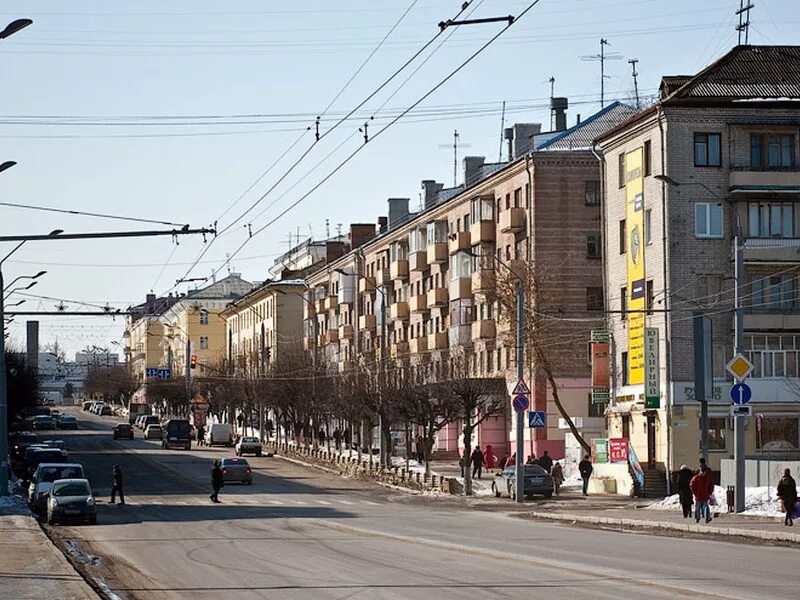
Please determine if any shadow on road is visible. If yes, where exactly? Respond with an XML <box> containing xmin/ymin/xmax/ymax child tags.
<box><xmin>92</xmin><ymin>504</ymin><xmax>356</xmax><ymax>525</ymax></box>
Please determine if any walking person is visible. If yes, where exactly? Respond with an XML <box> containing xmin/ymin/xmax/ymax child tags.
<box><xmin>471</xmin><ymin>446</ymin><xmax>485</xmax><ymax>479</ymax></box>
<box><xmin>777</xmin><ymin>468</ymin><xmax>797</xmax><ymax>527</ymax></box>
<box><xmin>459</xmin><ymin>452</ymin><xmax>466</xmax><ymax>478</ymax></box>
<box><xmin>210</xmin><ymin>459</ymin><xmax>223</xmax><ymax>503</ymax></box>
<box><xmin>415</xmin><ymin>435</ymin><xmax>425</xmax><ymax>464</ymax></box>
<box><xmin>690</xmin><ymin>466</ymin><xmax>715</xmax><ymax>523</ymax></box>
<box><xmin>110</xmin><ymin>465</ymin><xmax>125</xmax><ymax>505</ymax></box>
<box><xmin>333</xmin><ymin>428</ymin><xmax>341</xmax><ymax>451</ymax></box>
<box><xmin>196</xmin><ymin>424</ymin><xmax>205</xmax><ymax>447</ymax></box>
<box><xmin>578</xmin><ymin>454</ymin><xmax>593</xmax><ymax>496</ymax></box>
<box><xmin>483</xmin><ymin>444</ymin><xmax>496</xmax><ymax>473</ymax></box>
<box><xmin>538</xmin><ymin>451</ymin><xmax>553</xmax><ymax>474</ymax></box>
<box><xmin>551</xmin><ymin>462</ymin><xmax>564</xmax><ymax>496</ymax></box>
<box><xmin>677</xmin><ymin>464</ymin><xmax>694</xmax><ymax>518</ymax></box>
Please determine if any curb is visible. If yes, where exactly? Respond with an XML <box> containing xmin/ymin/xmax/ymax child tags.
<box><xmin>523</xmin><ymin>511</ymin><xmax>800</xmax><ymax>544</ymax></box>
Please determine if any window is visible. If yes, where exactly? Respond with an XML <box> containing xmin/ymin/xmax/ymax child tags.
<box><xmin>748</xmin><ymin>202</ymin><xmax>794</xmax><ymax>238</ymax></box>
<box><xmin>587</xmin><ymin>232</ymin><xmax>602</xmax><ymax>258</ymax></box>
<box><xmin>470</xmin><ymin>197</ymin><xmax>494</xmax><ymax>224</ymax></box>
<box><xmin>199</xmin><ymin>310</ymin><xmax>208</xmax><ymax>325</ymax></box>
<box><xmin>619</xmin><ymin>219</ymin><xmax>626</xmax><ymax>254</ymax></box>
<box><xmin>426</xmin><ymin>221</ymin><xmax>447</xmax><ymax>245</ymax></box>
<box><xmin>751</xmin><ymin>134</ymin><xmax>795</xmax><ymax>169</ymax></box>
<box><xmin>707</xmin><ymin>417</ymin><xmax>727</xmax><ymax>451</ymax></box>
<box><xmin>646</xmin><ymin>280</ymin><xmax>654</xmax><ymax>314</ymax></box>
<box><xmin>620</xmin><ymin>286</ymin><xmax>627</xmax><ymax>321</ymax></box>
<box><xmin>643</xmin><ymin>140</ymin><xmax>652</xmax><ymax>176</ymax></box>
<box><xmin>695</xmin><ymin>203</ymin><xmax>723</xmax><ymax>238</ymax></box>
<box><xmin>199</xmin><ymin>336</ymin><xmax>209</xmax><ymax>350</ymax></box>
<box><xmin>621</xmin><ymin>351</ymin><xmax>629</xmax><ymax>386</ymax></box>
<box><xmin>514</xmin><ymin>187</ymin><xmax>522</xmax><ymax>208</ymax></box>
<box><xmin>755</xmin><ymin>417</ymin><xmax>799</xmax><ymax>451</ymax></box>
<box><xmin>750</xmin><ymin>275</ymin><xmax>796</xmax><ymax>311</ymax></box>
<box><xmin>618</xmin><ymin>153</ymin><xmax>626</xmax><ymax>188</ymax></box>
<box><xmin>745</xmin><ymin>334</ymin><xmax>800</xmax><ymax>379</ymax></box>
<box><xmin>645</xmin><ymin>209</ymin><xmax>652</xmax><ymax>245</ymax></box>
<box><xmin>586</xmin><ymin>287</ymin><xmax>604</xmax><ymax>311</ymax></box>
<box><xmin>585</xmin><ymin>180</ymin><xmax>601</xmax><ymax>206</ymax></box>
<box><xmin>694</xmin><ymin>133</ymin><xmax>721</xmax><ymax>167</ymax></box>
<box><xmin>588</xmin><ymin>393</ymin><xmax>605</xmax><ymax>418</ymax></box>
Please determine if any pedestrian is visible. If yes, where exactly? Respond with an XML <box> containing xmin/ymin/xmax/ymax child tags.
<box><xmin>677</xmin><ymin>464</ymin><xmax>694</xmax><ymax>519</ymax></box>
<box><xmin>551</xmin><ymin>462</ymin><xmax>564</xmax><ymax>495</ymax></box>
<box><xmin>689</xmin><ymin>466</ymin><xmax>715</xmax><ymax>523</ymax></box>
<box><xmin>776</xmin><ymin>468</ymin><xmax>797</xmax><ymax>527</ymax></box>
<box><xmin>415</xmin><ymin>436</ymin><xmax>425</xmax><ymax>464</ymax></box>
<box><xmin>538</xmin><ymin>450</ymin><xmax>553</xmax><ymax>474</ymax></box>
<box><xmin>343</xmin><ymin>428</ymin><xmax>351</xmax><ymax>449</ymax></box>
<box><xmin>210</xmin><ymin>459</ymin><xmax>223</xmax><ymax>503</ymax></box>
<box><xmin>333</xmin><ymin>428</ymin><xmax>341</xmax><ymax>451</ymax></box>
<box><xmin>471</xmin><ymin>446</ymin><xmax>485</xmax><ymax>479</ymax></box>
<box><xmin>526</xmin><ymin>453</ymin><xmax>538</xmax><ymax>466</ymax></box>
<box><xmin>110</xmin><ymin>465</ymin><xmax>125</xmax><ymax>505</ymax></box>
<box><xmin>698</xmin><ymin>456</ymin><xmax>707</xmax><ymax>473</ymax></box>
<box><xmin>196</xmin><ymin>424</ymin><xmax>205</xmax><ymax>447</ymax></box>
<box><xmin>578</xmin><ymin>454</ymin><xmax>593</xmax><ymax>496</ymax></box>
<box><xmin>505</xmin><ymin>453</ymin><xmax>516</xmax><ymax>469</ymax></box>
<box><xmin>498</xmin><ymin>454</ymin><xmax>508</xmax><ymax>471</ymax></box>
<box><xmin>459</xmin><ymin>452</ymin><xmax>466</xmax><ymax>478</ymax></box>
<box><xmin>483</xmin><ymin>444</ymin><xmax>496</xmax><ymax>472</ymax></box>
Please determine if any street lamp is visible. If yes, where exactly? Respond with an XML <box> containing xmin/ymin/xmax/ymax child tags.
<box><xmin>3</xmin><ymin>270</ymin><xmax>46</xmax><ymax>294</ymax></box>
<box><xmin>0</xmin><ymin>19</ymin><xmax>32</xmax><ymax>40</ymax></box>
<box><xmin>0</xmin><ymin>161</ymin><xmax>16</xmax><ymax>175</ymax></box>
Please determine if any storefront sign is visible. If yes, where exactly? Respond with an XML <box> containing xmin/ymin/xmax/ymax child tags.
<box><xmin>625</xmin><ymin>147</ymin><xmax>646</xmax><ymax>385</ymax></box>
<box><xmin>591</xmin><ymin>341</ymin><xmax>611</xmax><ymax>404</ymax></box>
<box><xmin>593</xmin><ymin>438</ymin><xmax>609</xmax><ymax>463</ymax></box>
<box><xmin>609</xmin><ymin>437</ymin><xmax>629</xmax><ymax>463</ymax></box>
<box><xmin>644</xmin><ymin>328</ymin><xmax>660</xmax><ymax>409</ymax></box>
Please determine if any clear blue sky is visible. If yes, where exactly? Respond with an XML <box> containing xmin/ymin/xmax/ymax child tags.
<box><xmin>1</xmin><ymin>0</ymin><xmax>797</xmax><ymax>357</ymax></box>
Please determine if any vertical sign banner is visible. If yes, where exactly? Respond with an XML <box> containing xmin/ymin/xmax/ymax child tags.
<box><xmin>609</xmin><ymin>438</ymin><xmax>629</xmax><ymax>463</ymax></box>
<box><xmin>591</xmin><ymin>342</ymin><xmax>610</xmax><ymax>404</ymax></box>
<box><xmin>593</xmin><ymin>438</ymin><xmax>609</xmax><ymax>464</ymax></box>
<box><xmin>626</xmin><ymin>147</ymin><xmax>645</xmax><ymax>385</ymax></box>
<box><xmin>644</xmin><ymin>328</ymin><xmax>660</xmax><ymax>409</ymax></box>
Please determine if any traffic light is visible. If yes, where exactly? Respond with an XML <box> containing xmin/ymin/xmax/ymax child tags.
<box><xmin>190</xmin><ymin>354</ymin><xmax>198</xmax><ymax>369</ymax></box>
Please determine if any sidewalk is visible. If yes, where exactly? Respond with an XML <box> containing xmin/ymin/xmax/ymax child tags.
<box><xmin>0</xmin><ymin>497</ymin><xmax>98</xmax><ymax>599</ymax></box>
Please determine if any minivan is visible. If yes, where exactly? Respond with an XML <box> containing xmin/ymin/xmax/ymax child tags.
<box><xmin>205</xmin><ymin>423</ymin><xmax>233</xmax><ymax>446</ymax></box>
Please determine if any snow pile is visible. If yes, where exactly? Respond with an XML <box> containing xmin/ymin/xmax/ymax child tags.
<box><xmin>648</xmin><ymin>485</ymin><xmax>782</xmax><ymax>516</ymax></box>
<box><xmin>0</xmin><ymin>494</ymin><xmax>28</xmax><ymax>514</ymax></box>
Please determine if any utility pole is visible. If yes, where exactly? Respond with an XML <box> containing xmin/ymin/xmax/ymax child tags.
<box><xmin>581</xmin><ymin>39</ymin><xmax>621</xmax><ymax>108</ymax></box>
<box><xmin>515</xmin><ymin>280</ymin><xmax>525</xmax><ymax>504</ymax></box>
<box><xmin>733</xmin><ymin>217</ymin><xmax>746</xmax><ymax>513</ymax></box>
<box><xmin>185</xmin><ymin>337</ymin><xmax>192</xmax><ymax>418</ymax></box>
<box><xmin>736</xmin><ymin>0</ymin><xmax>754</xmax><ymax>45</ymax></box>
<box><xmin>628</xmin><ymin>58</ymin><xmax>640</xmax><ymax>109</ymax></box>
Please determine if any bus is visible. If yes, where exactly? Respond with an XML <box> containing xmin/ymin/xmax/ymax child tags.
<box><xmin>162</xmin><ymin>419</ymin><xmax>192</xmax><ymax>450</ymax></box>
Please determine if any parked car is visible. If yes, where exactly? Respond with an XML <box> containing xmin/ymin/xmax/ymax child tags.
<box><xmin>492</xmin><ymin>465</ymin><xmax>554</xmax><ymax>500</ymax></box>
<box><xmin>28</xmin><ymin>463</ymin><xmax>85</xmax><ymax>513</ymax></box>
<box><xmin>32</xmin><ymin>415</ymin><xmax>55</xmax><ymax>430</ymax></box>
<box><xmin>220</xmin><ymin>457</ymin><xmax>252</xmax><ymax>485</ymax></box>
<box><xmin>56</xmin><ymin>415</ymin><xmax>78</xmax><ymax>429</ymax></box>
<box><xmin>113</xmin><ymin>422</ymin><xmax>134</xmax><ymax>440</ymax></box>
<box><xmin>235</xmin><ymin>436</ymin><xmax>262</xmax><ymax>457</ymax></box>
<box><xmin>46</xmin><ymin>478</ymin><xmax>96</xmax><ymax>525</ymax></box>
<box><xmin>82</xmin><ymin>401</ymin><xmax>93</xmax><ymax>411</ymax></box>
<box><xmin>10</xmin><ymin>432</ymin><xmax>39</xmax><ymax>462</ymax></box>
<box><xmin>99</xmin><ymin>404</ymin><xmax>113</xmax><ymax>416</ymax></box>
<box><xmin>205</xmin><ymin>423</ymin><xmax>233</xmax><ymax>447</ymax></box>
<box><xmin>144</xmin><ymin>424</ymin><xmax>163</xmax><ymax>440</ymax></box>
<box><xmin>162</xmin><ymin>419</ymin><xmax>192</xmax><ymax>450</ymax></box>
<box><xmin>24</xmin><ymin>447</ymin><xmax>69</xmax><ymax>480</ymax></box>
<box><xmin>141</xmin><ymin>415</ymin><xmax>160</xmax><ymax>430</ymax></box>
<box><xmin>41</xmin><ymin>439</ymin><xmax>67</xmax><ymax>453</ymax></box>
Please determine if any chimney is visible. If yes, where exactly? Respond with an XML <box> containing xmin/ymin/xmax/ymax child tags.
<box><xmin>576</xmin><ymin>114</ymin><xmax>581</xmax><ymax>125</ymax></box>
<box><xmin>377</xmin><ymin>216</ymin><xmax>388</xmax><ymax>234</ymax></box>
<box><xmin>387</xmin><ymin>198</ymin><xmax>410</xmax><ymax>230</ymax></box>
<box><xmin>463</xmin><ymin>156</ymin><xmax>485</xmax><ymax>187</ymax></box>
<box><xmin>349</xmin><ymin>224</ymin><xmax>376</xmax><ymax>249</ymax></box>
<box><xmin>325</xmin><ymin>240</ymin><xmax>346</xmax><ymax>262</ymax></box>
<box><xmin>551</xmin><ymin>97</ymin><xmax>568</xmax><ymax>132</ymax></box>
<box><xmin>421</xmin><ymin>180</ymin><xmax>444</xmax><ymax>210</ymax></box>
<box><xmin>504</xmin><ymin>127</ymin><xmax>514</xmax><ymax>162</ymax></box>
<box><xmin>511</xmin><ymin>123</ymin><xmax>542</xmax><ymax>159</ymax></box>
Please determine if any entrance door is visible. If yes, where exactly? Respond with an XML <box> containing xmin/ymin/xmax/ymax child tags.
<box><xmin>646</xmin><ymin>412</ymin><xmax>657</xmax><ymax>468</ymax></box>
<box><xmin>621</xmin><ymin>415</ymin><xmax>630</xmax><ymax>440</ymax></box>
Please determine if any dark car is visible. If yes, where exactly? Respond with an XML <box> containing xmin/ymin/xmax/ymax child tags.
<box><xmin>25</xmin><ymin>448</ymin><xmax>69</xmax><ymax>480</ymax></box>
<box><xmin>10</xmin><ymin>432</ymin><xmax>39</xmax><ymax>462</ymax></box>
<box><xmin>492</xmin><ymin>465</ymin><xmax>554</xmax><ymax>500</ymax></box>
<box><xmin>113</xmin><ymin>423</ymin><xmax>134</xmax><ymax>440</ymax></box>
<box><xmin>99</xmin><ymin>405</ymin><xmax>113</xmax><ymax>416</ymax></box>
<box><xmin>46</xmin><ymin>478</ymin><xmax>96</xmax><ymax>525</ymax></box>
<box><xmin>32</xmin><ymin>415</ymin><xmax>55</xmax><ymax>430</ymax></box>
<box><xmin>221</xmin><ymin>457</ymin><xmax>252</xmax><ymax>485</ymax></box>
<box><xmin>56</xmin><ymin>414</ymin><xmax>78</xmax><ymax>429</ymax></box>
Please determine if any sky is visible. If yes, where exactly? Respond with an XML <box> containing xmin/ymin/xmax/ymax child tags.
<box><xmin>1</xmin><ymin>0</ymin><xmax>797</xmax><ymax>358</ymax></box>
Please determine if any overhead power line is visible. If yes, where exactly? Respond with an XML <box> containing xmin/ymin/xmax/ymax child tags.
<box><xmin>0</xmin><ymin>200</ymin><xmax>188</xmax><ymax>227</ymax></box>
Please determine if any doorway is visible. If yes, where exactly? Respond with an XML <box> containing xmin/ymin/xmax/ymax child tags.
<box><xmin>646</xmin><ymin>412</ymin><xmax>657</xmax><ymax>468</ymax></box>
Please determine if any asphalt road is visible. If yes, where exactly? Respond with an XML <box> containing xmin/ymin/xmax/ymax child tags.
<box><xmin>39</xmin><ymin>408</ymin><xmax>800</xmax><ymax>600</ymax></box>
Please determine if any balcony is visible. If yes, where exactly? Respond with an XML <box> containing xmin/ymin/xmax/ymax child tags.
<box><xmin>389</xmin><ymin>301</ymin><xmax>409</xmax><ymax>321</ymax></box>
<box><xmin>427</xmin><ymin>242</ymin><xmax>447</xmax><ymax>264</ymax></box>
<box><xmin>472</xmin><ymin>269</ymin><xmax>495</xmax><ymax>294</ymax></box>
<box><xmin>449</xmin><ymin>277</ymin><xmax>472</xmax><ymax>301</ymax></box>
<box><xmin>730</xmin><ymin>167</ymin><xmax>800</xmax><ymax>193</ymax></box>
<box><xmin>391</xmin><ymin>341</ymin><xmax>410</xmax><ymax>358</ymax></box>
<box><xmin>743</xmin><ymin>237</ymin><xmax>800</xmax><ymax>263</ymax></box>
<box><xmin>409</xmin><ymin>336</ymin><xmax>428</xmax><ymax>354</ymax></box>
<box><xmin>374</xmin><ymin>267</ymin><xmax>391</xmax><ymax>287</ymax></box>
<box><xmin>304</xmin><ymin>337</ymin><xmax>315</xmax><ymax>351</ymax></box>
<box><xmin>743</xmin><ymin>306</ymin><xmax>800</xmax><ymax>330</ymax></box>
<box><xmin>448</xmin><ymin>324</ymin><xmax>472</xmax><ymax>347</ymax></box>
<box><xmin>338</xmin><ymin>324</ymin><xmax>354</xmax><ymax>340</ymax></box>
<box><xmin>316</xmin><ymin>297</ymin><xmax>326</xmax><ymax>313</ymax></box>
<box><xmin>470</xmin><ymin>220</ymin><xmax>495</xmax><ymax>245</ymax></box>
<box><xmin>358</xmin><ymin>276</ymin><xmax>376</xmax><ymax>295</ymax></box>
<box><xmin>390</xmin><ymin>259</ymin><xmax>409</xmax><ymax>281</ymax></box>
<box><xmin>427</xmin><ymin>287</ymin><xmax>448</xmax><ymax>309</ymax></box>
<box><xmin>409</xmin><ymin>294</ymin><xmax>428</xmax><ymax>314</ymax></box>
<box><xmin>427</xmin><ymin>331</ymin><xmax>448</xmax><ymax>351</ymax></box>
<box><xmin>409</xmin><ymin>250</ymin><xmax>428</xmax><ymax>272</ymax></box>
<box><xmin>325</xmin><ymin>329</ymin><xmax>339</xmax><ymax>344</ymax></box>
<box><xmin>500</xmin><ymin>207</ymin><xmax>526</xmax><ymax>233</ymax></box>
<box><xmin>359</xmin><ymin>314</ymin><xmax>377</xmax><ymax>330</ymax></box>
<box><xmin>448</xmin><ymin>231</ymin><xmax>471</xmax><ymax>255</ymax></box>
<box><xmin>325</xmin><ymin>295</ymin><xmax>338</xmax><ymax>311</ymax></box>
<box><xmin>471</xmin><ymin>319</ymin><xmax>496</xmax><ymax>341</ymax></box>
<box><xmin>303</xmin><ymin>303</ymin><xmax>316</xmax><ymax>320</ymax></box>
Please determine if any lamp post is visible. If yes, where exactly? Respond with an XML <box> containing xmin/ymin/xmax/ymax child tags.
<box><xmin>0</xmin><ymin>19</ymin><xmax>32</xmax><ymax>40</ymax></box>
<box><xmin>3</xmin><ymin>270</ymin><xmax>46</xmax><ymax>294</ymax></box>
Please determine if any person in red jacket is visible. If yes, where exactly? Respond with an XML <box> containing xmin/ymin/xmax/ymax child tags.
<box><xmin>689</xmin><ymin>467</ymin><xmax>715</xmax><ymax>524</ymax></box>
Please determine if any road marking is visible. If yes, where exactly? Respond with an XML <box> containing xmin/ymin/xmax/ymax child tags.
<box><xmin>337</xmin><ymin>500</ymin><xmax>355</xmax><ymax>505</ymax></box>
<box><xmin>316</xmin><ymin>500</ymin><xmax>332</xmax><ymax>505</ymax></box>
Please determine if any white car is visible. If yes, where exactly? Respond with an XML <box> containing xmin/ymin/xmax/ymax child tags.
<box><xmin>144</xmin><ymin>424</ymin><xmax>163</xmax><ymax>440</ymax></box>
<box><xmin>235</xmin><ymin>436</ymin><xmax>262</xmax><ymax>457</ymax></box>
<box><xmin>28</xmin><ymin>463</ymin><xmax>84</xmax><ymax>513</ymax></box>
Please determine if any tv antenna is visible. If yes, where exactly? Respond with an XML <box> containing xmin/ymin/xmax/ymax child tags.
<box><xmin>581</xmin><ymin>39</ymin><xmax>622</xmax><ymax>108</ymax></box>
<box><xmin>628</xmin><ymin>58</ymin><xmax>640</xmax><ymax>109</ymax></box>
<box><xmin>438</xmin><ymin>129</ymin><xmax>471</xmax><ymax>187</ymax></box>
<box><xmin>547</xmin><ymin>76</ymin><xmax>556</xmax><ymax>129</ymax></box>
<box><xmin>736</xmin><ymin>0</ymin><xmax>754</xmax><ymax>45</ymax></box>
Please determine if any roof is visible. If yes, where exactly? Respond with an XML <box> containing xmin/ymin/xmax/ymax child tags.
<box><xmin>538</xmin><ymin>102</ymin><xmax>638</xmax><ymax>151</ymax></box>
<box><xmin>184</xmin><ymin>274</ymin><xmax>253</xmax><ymax>300</ymax></box>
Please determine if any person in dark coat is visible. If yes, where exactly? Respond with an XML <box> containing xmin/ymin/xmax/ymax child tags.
<box><xmin>332</xmin><ymin>429</ymin><xmax>341</xmax><ymax>451</ymax></box>
<box><xmin>538</xmin><ymin>451</ymin><xmax>553</xmax><ymax>474</ymax></box>
<box><xmin>578</xmin><ymin>454</ymin><xmax>593</xmax><ymax>496</ymax></box>
<box><xmin>343</xmin><ymin>428</ymin><xmax>351</xmax><ymax>448</ymax></box>
<box><xmin>777</xmin><ymin>468</ymin><xmax>797</xmax><ymax>527</ymax></box>
<box><xmin>415</xmin><ymin>436</ymin><xmax>425</xmax><ymax>464</ymax></box>
<box><xmin>551</xmin><ymin>462</ymin><xmax>564</xmax><ymax>495</ymax></box>
<box><xmin>471</xmin><ymin>447</ymin><xmax>485</xmax><ymax>479</ymax></box>
<box><xmin>110</xmin><ymin>465</ymin><xmax>125</xmax><ymax>505</ymax></box>
<box><xmin>676</xmin><ymin>464</ymin><xmax>694</xmax><ymax>518</ymax></box>
<box><xmin>196</xmin><ymin>425</ymin><xmax>205</xmax><ymax>447</ymax></box>
<box><xmin>210</xmin><ymin>460</ymin><xmax>223</xmax><ymax>503</ymax></box>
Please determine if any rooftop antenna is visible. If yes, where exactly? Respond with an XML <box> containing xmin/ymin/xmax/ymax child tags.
<box><xmin>581</xmin><ymin>38</ymin><xmax>622</xmax><ymax>108</ymax></box>
<box><xmin>325</xmin><ymin>218</ymin><xmax>330</xmax><ymax>239</ymax></box>
<box><xmin>438</xmin><ymin>129</ymin><xmax>471</xmax><ymax>187</ymax></box>
<box><xmin>628</xmin><ymin>58</ymin><xmax>640</xmax><ymax>109</ymax></box>
<box><xmin>736</xmin><ymin>0</ymin><xmax>754</xmax><ymax>45</ymax></box>
<box><xmin>225</xmin><ymin>253</ymin><xmax>232</xmax><ymax>276</ymax></box>
<box><xmin>497</xmin><ymin>101</ymin><xmax>506</xmax><ymax>163</ymax></box>
<box><xmin>336</xmin><ymin>223</ymin><xmax>342</xmax><ymax>237</ymax></box>
<box><xmin>548</xmin><ymin>76</ymin><xmax>555</xmax><ymax>129</ymax></box>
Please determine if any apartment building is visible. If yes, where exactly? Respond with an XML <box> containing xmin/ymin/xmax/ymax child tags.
<box><xmin>124</xmin><ymin>293</ymin><xmax>177</xmax><ymax>387</ymax></box>
<box><xmin>305</xmin><ymin>103</ymin><xmax>634</xmax><ymax>459</ymax></box>
<box><xmin>597</xmin><ymin>46</ymin><xmax>800</xmax><ymax>479</ymax></box>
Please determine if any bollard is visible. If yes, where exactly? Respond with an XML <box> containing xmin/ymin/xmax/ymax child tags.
<box><xmin>726</xmin><ymin>485</ymin><xmax>735</xmax><ymax>512</ymax></box>
<box><xmin>415</xmin><ymin>472</ymin><xmax>421</xmax><ymax>484</ymax></box>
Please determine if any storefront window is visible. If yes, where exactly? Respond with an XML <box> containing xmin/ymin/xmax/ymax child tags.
<box><xmin>708</xmin><ymin>417</ymin><xmax>727</xmax><ymax>450</ymax></box>
<box><xmin>756</xmin><ymin>417</ymin><xmax>799</xmax><ymax>451</ymax></box>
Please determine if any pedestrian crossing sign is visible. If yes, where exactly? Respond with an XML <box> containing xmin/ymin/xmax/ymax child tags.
<box><xmin>528</xmin><ymin>411</ymin><xmax>546</xmax><ymax>428</ymax></box>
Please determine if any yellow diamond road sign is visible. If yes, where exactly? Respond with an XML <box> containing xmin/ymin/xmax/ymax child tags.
<box><xmin>726</xmin><ymin>354</ymin><xmax>754</xmax><ymax>380</ymax></box>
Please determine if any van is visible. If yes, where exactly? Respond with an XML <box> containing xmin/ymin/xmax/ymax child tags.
<box><xmin>205</xmin><ymin>423</ymin><xmax>233</xmax><ymax>447</ymax></box>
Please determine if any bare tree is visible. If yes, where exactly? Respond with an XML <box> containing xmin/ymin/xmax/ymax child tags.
<box><xmin>84</xmin><ymin>364</ymin><xmax>138</xmax><ymax>405</ymax></box>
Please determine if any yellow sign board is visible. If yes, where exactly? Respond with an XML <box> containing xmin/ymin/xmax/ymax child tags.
<box><xmin>726</xmin><ymin>354</ymin><xmax>754</xmax><ymax>380</ymax></box>
<box><xmin>626</xmin><ymin>147</ymin><xmax>645</xmax><ymax>385</ymax></box>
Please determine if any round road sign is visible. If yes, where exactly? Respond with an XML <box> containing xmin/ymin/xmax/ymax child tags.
<box><xmin>512</xmin><ymin>395</ymin><xmax>529</xmax><ymax>412</ymax></box>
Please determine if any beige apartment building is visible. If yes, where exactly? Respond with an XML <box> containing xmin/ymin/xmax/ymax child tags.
<box><xmin>597</xmin><ymin>46</ymin><xmax>800</xmax><ymax>488</ymax></box>
<box><xmin>124</xmin><ymin>293</ymin><xmax>177</xmax><ymax>399</ymax></box>
<box><xmin>305</xmin><ymin>104</ymin><xmax>634</xmax><ymax>460</ymax></box>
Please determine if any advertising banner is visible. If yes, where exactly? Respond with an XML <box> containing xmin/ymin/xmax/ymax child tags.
<box><xmin>609</xmin><ymin>437</ymin><xmax>629</xmax><ymax>463</ymax></box>
<box><xmin>626</xmin><ymin>147</ymin><xmax>645</xmax><ymax>385</ymax></box>
<box><xmin>592</xmin><ymin>341</ymin><xmax>610</xmax><ymax>404</ymax></box>
<box><xmin>593</xmin><ymin>438</ymin><xmax>609</xmax><ymax>464</ymax></box>
<box><xmin>644</xmin><ymin>327</ymin><xmax>660</xmax><ymax>409</ymax></box>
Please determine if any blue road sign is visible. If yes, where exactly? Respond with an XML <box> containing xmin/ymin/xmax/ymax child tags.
<box><xmin>528</xmin><ymin>411</ymin><xmax>546</xmax><ymax>428</ymax></box>
<box><xmin>730</xmin><ymin>382</ymin><xmax>752</xmax><ymax>405</ymax></box>
<box><xmin>512</xmin><ymin>395</ymin><xmax>529</xmax><ymax>413</ymax></box>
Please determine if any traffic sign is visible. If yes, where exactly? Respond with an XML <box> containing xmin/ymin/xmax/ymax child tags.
<box><xmin>731</xmin><ymin>404</ymin><xmax>751</xmax><ymax>417</ymax></box>
<box><xmin>512</xmin><ymin>379</ymin><xmax>531</xmax><ymax>396</ymax></box>
<box><xmin>730</xmin><ymin>382</ymin><xmax>752</xmax><ymax>405</ymax></box>
<box><xmin>726</xmin><ymin>354</ymin><xmax>754</xmax><ymax>380</ymax></box>
<box><xmin>528</xmin><ymin>411</ymin><xmax>546</xmax><ymax>428</ymax></box>
<box><xmin>512</xmin><ymin>395</ymin><xmax>529</xmax><ymax>413</ymax></box>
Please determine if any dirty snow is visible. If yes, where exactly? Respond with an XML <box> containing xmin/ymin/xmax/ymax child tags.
<box><xmin>648</xmin><ymin>485</ymin><xmax>782</xmax><ymax>517</ymax></box>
